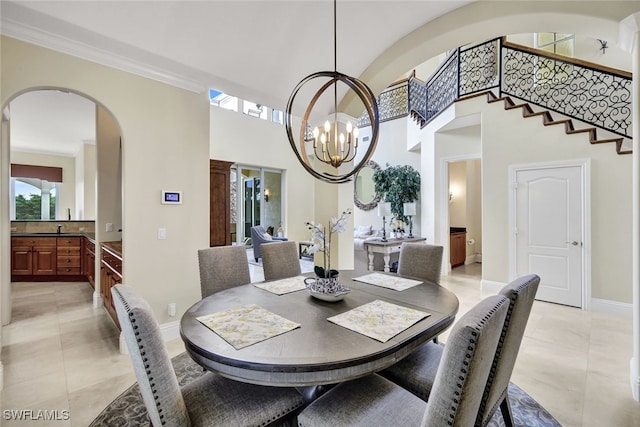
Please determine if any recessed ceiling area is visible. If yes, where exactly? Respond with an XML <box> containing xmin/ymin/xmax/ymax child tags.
<box><xmin>10</xmin><ymin>90</ymin><xmax>96</xmax><ymax>157</ymax></box>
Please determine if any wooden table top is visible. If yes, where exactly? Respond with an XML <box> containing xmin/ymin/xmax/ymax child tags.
<box><xmin>180</xmin><ymin>270</ymin><xmax>458</xmax><ymax>387</ymax></box>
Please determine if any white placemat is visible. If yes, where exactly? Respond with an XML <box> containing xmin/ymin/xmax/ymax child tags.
<box><xmin>197</xmin><ymin>304</ymin><xmax>300</xmax><ymax>350</ymax></box>
<box><xmin>254</xmin><ymin>275</ymin><xmax>307</xmax><ymax>295</ymax></box>
<box><xmin>327</xmin><ymin>299</ymin><xmax>430</xmax><ymax>343</ymax></box>
<box><xmin>353</xmin><ymin>272</ymin><xmax>423</xmax><ymax>291</ymax></box>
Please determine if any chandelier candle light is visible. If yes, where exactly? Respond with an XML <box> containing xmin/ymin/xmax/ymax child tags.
<box><xmin>284</xmin><ymin>0</ymin><xmax>379</xmax><ymax>184</ymax></box>
<box><xmin>403</xmin><ymin>202</ymin><xmax>416</xmax><ymax>238</ymax></box>
<box><xmin>378</xmin><ymin>202</ymin><xmax>392</xmax><ymax>242</ymax></box>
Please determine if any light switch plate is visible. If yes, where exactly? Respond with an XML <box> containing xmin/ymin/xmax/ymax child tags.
<box><xmin>158</xmin><ymin>228</ymin><xmax>167</xmax><ymax>240</ymax></box>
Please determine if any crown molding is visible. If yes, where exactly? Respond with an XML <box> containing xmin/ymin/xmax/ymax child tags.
<box><xmin>1</xmin><ymin>16</ymin><xmax>206</xmax><ymax>94</ymax></box>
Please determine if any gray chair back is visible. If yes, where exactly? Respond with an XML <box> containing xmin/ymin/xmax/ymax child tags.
<box><xmin>398</xmin><ymin>243</ymin><xmax>443</xmax><ymax>284</ymax></box>
<box><xmin>261</xmin><ymin>241</ymin><xmax>302</xmax><ymax>281</ymax></box>
<box><xmin>423</xmin><ymin>295</ymin><xmax>509</xmax><ymax>426</ymax></box>
<box><xmin>476</xmin><ymin>274</ymin><xmax>540</xmax><ymax>426</ymax></box>
<box><xmin>197</xmin><ymin>246</ymin><xmax>251</xmax><ymax>298</ymax></box>
<box><xmin>112</xmin><ymin>284</ymin><xmax>190</xmax><ymax>427</ymax></box>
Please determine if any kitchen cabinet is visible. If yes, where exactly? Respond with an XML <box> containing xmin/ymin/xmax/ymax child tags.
<box><xmin>85</xmin><ymin>238</ymin><xmax>96</xmax><ymax>288</ymax></box>
<box><xmin>11</xmin><ymin>237</ymin><xmax>57</xmax><ymax>276</ymax></box>
<box><xmin>101</xmin><ymin>242</ymin><xmax>122</xmax><ymax>328</ymax></box>
<box><xmin>57</xmin><ymin>237</ymin><xmax>82</xmax><ymax>276</ymax></box>
<box><xmin>210</xmin><ymin>159</ymin><xmax>233</xmax><ymax>246</ymax></box>
<box><xmin>450</xmin><ymin>229</ymin><xmax>467</xmax><ymax>268</ymax></box>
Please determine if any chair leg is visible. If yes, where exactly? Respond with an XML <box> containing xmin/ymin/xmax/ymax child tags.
<box><xmin>500</xmin><ymin>394</ymin><xmax>514</xmax><ymax>427</ymax></box>
<box><xmin>433</xmin><ymin>336</ymin><xmax>438</xmax><ymax>344</ymax></box>
<box><xmin>255</xmin><ymin>258</ymin><xmax>259</xmax><ymax>262</ymax></box>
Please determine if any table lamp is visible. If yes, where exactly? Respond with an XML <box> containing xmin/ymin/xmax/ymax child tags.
<box><xmin>378</xmin><ymin>202</ymin><xmax>392</xmax><ymax>242</ymax></box>
<box><xmin>403</xmin><ymin>202</ymin><xmax>416</xmax><ymax>238</ymax></box>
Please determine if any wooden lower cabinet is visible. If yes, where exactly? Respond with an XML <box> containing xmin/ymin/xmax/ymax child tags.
<box><xmin>57</xmin><ymin>237</ymin><xmax>82</xmax><ymax>276</ymax></box>
<box><xmin>11</xmin><ymin>237</ymin><xmax>57</xmax><ymax>276</ymax></box>
<box><xmin>101</xmin><ymin>242</ymin><xmax>123</xmax><ymax>328</ymax></box>
<box><xmin>85</xmin><ymin>238</ymin><xmax>96</xmax><ymax>288</ymax></box>
<box><xmin>450</xmin><ymin>231</ymin><xmax>467</xmax><ymax>268</ymax></box>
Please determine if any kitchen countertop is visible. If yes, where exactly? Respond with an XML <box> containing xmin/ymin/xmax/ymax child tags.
<box><xmin>101</xmin><ymin>241</ymin><xmax>122</xmax><ymax>256</ymax></box>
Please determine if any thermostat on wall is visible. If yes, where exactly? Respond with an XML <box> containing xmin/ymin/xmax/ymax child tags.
<box><xmin>161</xmin><ymin>190</ymin><xmax>182</xmax><ymax>204</ymax></box>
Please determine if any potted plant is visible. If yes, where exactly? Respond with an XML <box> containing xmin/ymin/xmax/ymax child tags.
<box><xmin>372</xmin><ymin>164</ymin><xmax>421</xmax><ymax>223</ymax></box>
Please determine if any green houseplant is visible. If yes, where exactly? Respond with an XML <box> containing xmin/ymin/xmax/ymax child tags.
<box><xmin>373</xmin><ymin>164</ymin><xmax>421</xmax><ymax>223</ymax></box>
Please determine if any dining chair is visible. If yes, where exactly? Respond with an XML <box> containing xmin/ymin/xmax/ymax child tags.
<box><xmin>261</xmin><ymin>240</ymin><xmax>302</xmax><ymax>281</ymax></box>
<box><xmin>111</xmin><ymin>284</ymin><xmax>305</xmax><ymax>427</ymax></box>
<box><xmin>297</xmin><ymin>294</ymin><xmax>509</xmax><ymax>427</ymax></box>
<box><xmin>397</xmin><ymin>243</ymin><xmax>443</xmax><ymax>284</ymax></box>
<box><xmin>380</xmin><ymin>274</ymin><xmax>540</xmax><ymax>427</ymax></box>
<box><xmin>197</xmin><ymin>246</ymin><xmax>250</xmax><ymax>299</ymax></box>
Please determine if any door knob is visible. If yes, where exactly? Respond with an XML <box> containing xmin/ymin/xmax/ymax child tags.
<box><xmin>566</xmin><ymin>241</ymin><xmax>580</xmax><ymax>246</ymax></box>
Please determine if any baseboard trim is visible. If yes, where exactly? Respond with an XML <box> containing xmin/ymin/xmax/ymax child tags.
<box><xmin>590</xmin><ymin>298</ymin><xmax>633</xmax><ymax>318</ymax></box>
<box><xmin>631</xmin><ymin>358</ymin><xmax>640</xmax><ymax>402</ymax></box>
<box><xmin>160</xmin><ymin>320</ymin><xmax>181</xmax><ymax>342</ymax></box>
<box><xmin>482</xmin><ymin>280</ymin><xmax>632</xmax><ymax>317</ymax></box>
<box><xmin>92</xmin><ymin>292</ymin><xmax>103</xmax><ymax>309</ymax></box>
<box><xmin>481</xmin><ymin>279</ymin><xmax>505</xmax><ymax>294</ymax></box>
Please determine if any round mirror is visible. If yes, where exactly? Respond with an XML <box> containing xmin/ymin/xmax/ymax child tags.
<box><xmin>354</xmin><ymin>160</ymin><xmax>382</xmax><ymax>211</ymax></box>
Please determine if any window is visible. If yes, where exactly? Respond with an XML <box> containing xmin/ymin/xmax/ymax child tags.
<box><xmin>11</xmin><ymin>177</ymin><xmax>58</xmax><ymax>220</ymax></box>
<box><xmin>535</xmin><ymin>33</ymin><xmax>575</xmax><ymax>57</ymax></box>
<box><xmin>209</xmin><ymin>88</ymin><xmax>238</xmax><ymax>112</ymax></box>
<box><xmin>243</xmin><ymin>101</ymin><xmax>267</xmax><ymax>120</ymax></box>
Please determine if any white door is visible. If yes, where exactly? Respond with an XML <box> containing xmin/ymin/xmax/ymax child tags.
<box><xmin>515</xmin><ymin>165</ymin><xmax>583</xmax><ymax>307</ymax></box>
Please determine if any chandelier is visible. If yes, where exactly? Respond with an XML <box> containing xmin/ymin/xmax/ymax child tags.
<box><xmin>284</xmin><ymin>0</ymin><xmax>379</xmax><ymax>184</ymax></box>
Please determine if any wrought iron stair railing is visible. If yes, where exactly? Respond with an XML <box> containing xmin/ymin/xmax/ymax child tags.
<box><xmin>360</xmin><ymin>37</ymin><xmax>632</xmax><ymax>153</ymax></box>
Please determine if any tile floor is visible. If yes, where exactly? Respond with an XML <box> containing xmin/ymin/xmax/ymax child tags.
<box><xmin>1</xmin><ymin>263</ymin><xmax>639</xmax><ymax>426</ymax></box>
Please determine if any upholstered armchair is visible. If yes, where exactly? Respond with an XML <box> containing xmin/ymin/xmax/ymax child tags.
<box><xmin>251</xmin><ymin>225</ymin><xmax>287</xmax><ymax>262</ymax></box>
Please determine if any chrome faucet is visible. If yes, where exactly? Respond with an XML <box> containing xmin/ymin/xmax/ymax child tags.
<box><xmin>57</xmin><ymin>224</ymin><xmax>62</xmax><ymax>234</ymax></box>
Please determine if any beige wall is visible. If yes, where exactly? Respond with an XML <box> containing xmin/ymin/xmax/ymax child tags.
<box><xmin>1</xmin><ymin>36</ymin><xmax>210</xmax><ymax>323</ymax></box>
<box><xmin>435</xmin><ymin>97</ymin><xmax>632</xmax><ymax>304</ymax></box>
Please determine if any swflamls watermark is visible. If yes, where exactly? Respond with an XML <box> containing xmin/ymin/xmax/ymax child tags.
<box><xmin>3</xmin><ymin>409</ymin><xmax>70</xmax><ymax>421</ymax></box>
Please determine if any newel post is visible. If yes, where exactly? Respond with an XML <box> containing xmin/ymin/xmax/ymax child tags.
<box><xmin>620</xmin><ymin>12</ymin><xmax>640</xmax><ymax>402</ymax></box>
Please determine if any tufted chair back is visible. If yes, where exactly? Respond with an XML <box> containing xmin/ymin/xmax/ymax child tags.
<box><xmin>422</xmin><ymin>295</ymin><xmax>509</xmax><ymax>426</ymax></box>
<box><xmin>197</xmin><ymin>246</ymin><xmax>251</xmax><ymax>299</ymax></box>
<box><xmin>398</xmin><ymin>243</ymin><xmax>443</xmax><ymax>284</ymax></box>
<box><xmin>112</xmin><ymin>284</ymin><xmax>190</xmax><ymax>427</ymax></box>
<box><xmin>261</xmin><ymin>241</ymin><xmax>302</xmax><ymax>281</ymax></box>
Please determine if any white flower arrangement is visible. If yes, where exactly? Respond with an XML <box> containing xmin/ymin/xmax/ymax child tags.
<box><xmin>305</xmin><ymin>209</ymin><xmax>351</xmax><ymax>278</ymax></box>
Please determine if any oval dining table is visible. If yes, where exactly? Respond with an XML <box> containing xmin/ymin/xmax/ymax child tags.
<box><xmin>180</xmin><ymin>269</ymin><xmax>459</xmax><ymax>389</ymax></box>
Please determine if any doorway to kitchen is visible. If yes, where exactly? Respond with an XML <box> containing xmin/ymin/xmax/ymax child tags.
<box><xmin>232</xmin><ymin>165</ymin><xmax>284</xmax><ymax>245</ymax></box>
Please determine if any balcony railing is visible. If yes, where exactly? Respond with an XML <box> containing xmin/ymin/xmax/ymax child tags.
<box><xmin>360</xmin><ymin>37</ymin><xmax>632</xmax><ymax>139</ymax></box>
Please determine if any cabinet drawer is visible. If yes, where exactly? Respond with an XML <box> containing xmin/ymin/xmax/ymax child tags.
<box><xmin>58</xmin><ymin>266</ymin><xmax>82</xmax><ymax>275</ymax></box>
<box><xmin>12</xmin><ymin>237</ymin><xmax>57</xmax><ymax>246</ymax></box>
<box><xmin>58</xmin><ymin>256</ymin><xmax>81</xmax><ymax>267</ymax></box>
<box><xmin>58</xmin><ymin>247</ymin><xmax>81</xmax><ymax>256</ymax></box>
<box><xmin>58</xmin><ymin>237</ymin><xmax>81</xmax><ymax>247</ymax></box>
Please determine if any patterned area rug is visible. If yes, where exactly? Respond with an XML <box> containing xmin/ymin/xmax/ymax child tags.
<box><xmin>89</xmin><ymin>352</ymin><xmax>561</xmax><ymax>426</ymax></box>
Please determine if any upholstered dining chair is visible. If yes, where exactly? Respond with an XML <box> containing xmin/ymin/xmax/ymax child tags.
<box><xmin>112</xmin><ymin>284</ymin><xmax>305</xmax><ymax>427</ymax></box>
<box><xmin>381</xmin><ymin>274</ymin><xmax>540</xmax><ymax>427</ymax></box>
<box><xmin>397</xmin><ymin>243</ymin><xmax>444</xmax><ymax>284</ymax></box>
<box><xmin>297</xmin><ymin>294</ymin><xmax>509</xmax><ymax>427</ymax></box>
<box><xmin>197</xmin><ymin>246</ymin><xmax>251</xmax><ymax>299</ymax></box>
<box><xmin>251</xmin><ymin>225</ymin><xmax>288</xmax><ymax>262</ymax></box>
<box><xmin>261</xmin><ymin>240</ymin><xmax>302</xmax><ymax>281</ymax></box>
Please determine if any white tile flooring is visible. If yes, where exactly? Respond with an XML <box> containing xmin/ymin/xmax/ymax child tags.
<box><xmin>2</xmin><ymin>263</ymin><xmax>640</xmax><ymax>426</ymax></box>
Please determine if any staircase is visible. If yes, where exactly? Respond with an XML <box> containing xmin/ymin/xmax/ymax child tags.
<box><xmin>404</xmin><ymin>37</ymin><xmax>632</xmax><ymax>155</ymax></box>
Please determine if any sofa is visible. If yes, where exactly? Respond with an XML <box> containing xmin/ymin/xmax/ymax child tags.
<box><xmin>250</xmin><ymin>226</ymin><xmax>288</xmax><ymax>262</ymax></box>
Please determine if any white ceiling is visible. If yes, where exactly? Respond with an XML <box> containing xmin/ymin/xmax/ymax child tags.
<box><xmin>2</xmin><ymin>0</ymin><xmax>475</xmax><ymax>155</ymax></box>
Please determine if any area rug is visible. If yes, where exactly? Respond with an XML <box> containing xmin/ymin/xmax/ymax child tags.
<box><xmin>89</xmin><ymin>352</ymin><xmax>562</xmax><ymax>426</ymax></box>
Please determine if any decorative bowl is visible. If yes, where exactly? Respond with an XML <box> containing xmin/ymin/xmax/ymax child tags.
<box><xmin>308</xmin><ymin>285</ymin><xmax>351</xmax><ymax>302</ymax></box>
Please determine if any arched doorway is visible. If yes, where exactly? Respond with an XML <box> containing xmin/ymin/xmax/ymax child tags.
<box><xmin>1</xmin><ymin>88</ymin><xmax>123</xmax><ymax>326</ymax></box>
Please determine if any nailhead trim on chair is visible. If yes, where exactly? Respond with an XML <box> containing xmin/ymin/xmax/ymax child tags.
<box><xmin>115</xmin><ymin>286</ymin><xmax>169</xmax><ymax>426</ymax></box>
<box><xmin>445</xmin><ymin>304</ymin><xmax>503</xmax><ymax>425</ymax></box>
